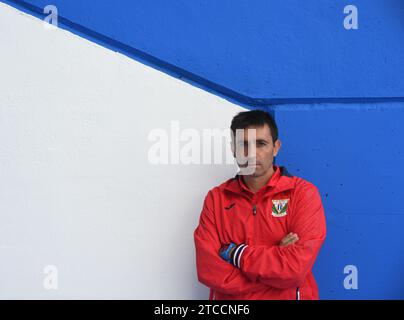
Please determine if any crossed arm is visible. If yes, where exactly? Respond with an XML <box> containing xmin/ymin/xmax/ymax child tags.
<box><xmin>194</xmin><ymin>184</ymin><xmax>326</xmax><ymax>295</ymax></box>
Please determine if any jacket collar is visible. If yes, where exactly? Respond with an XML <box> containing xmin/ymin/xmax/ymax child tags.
<box><xmin>223</xmin><ymin>165</ymin><xmax>295</xmax><ymax>196</ymax></box>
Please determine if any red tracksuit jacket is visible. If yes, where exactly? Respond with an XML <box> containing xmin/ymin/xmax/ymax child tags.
<box><xmin>194</xmin><ymin>165</ymin><xmax>326</xmax><ymax>300</ymax></box>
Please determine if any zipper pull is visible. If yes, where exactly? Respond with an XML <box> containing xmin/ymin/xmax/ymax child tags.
<box><xmin>252</xmin><ymin>204</ymin><xmax>257</xmax><ymax>215</ymax></box>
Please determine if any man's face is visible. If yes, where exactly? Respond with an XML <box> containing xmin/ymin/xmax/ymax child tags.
<box><xmin>231</xmin><ymin>124</ymin><xmax>281</xmax><ymax>176</ymax></box>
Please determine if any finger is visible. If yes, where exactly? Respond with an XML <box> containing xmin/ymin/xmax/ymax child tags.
<box><xmin>283</xmin><ymin>233</ymin><xmax>295</xmax><ymax>241</ymax></box>
<box><xmin>282</xmin><ymin>233</ymin><xmax>297</xmax><ymax>242</ymax></box>
<box><xmin>281</xmin><ymin>238</ymin><xmax>297</xmax><ymax>246</ymax></box>
<box><xmin>280</xmin><ymin>234</ymin><xmax>299</xmax><ymax>246</ymax></box>
<box><xmin>279</xmin><ymin>235</ymin><xmax>292</xmax><ymax>246</ymax></box>
<box><xmin>280</xmin><ymin>237</ymin><xmax>294</xmax><ymax>246</ymax></box>
<box><xmin>286</xmin><ymin>235</ymin><xmax>299</xmax><ymax>245</ymax></box>
<box><xmin>280</xmin><ymin>233</ymin><xmax>295</xmax><ymax>244</ymax></box>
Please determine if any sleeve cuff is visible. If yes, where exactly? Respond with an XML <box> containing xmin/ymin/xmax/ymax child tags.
<box><xmin>230</xmin><ymin>243</ymin><xmax>248</xmax><ymax>269</ymax></box>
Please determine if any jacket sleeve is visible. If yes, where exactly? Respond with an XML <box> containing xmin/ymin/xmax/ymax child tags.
<box><xmin>239</xmin><ymin>182</ymin><xmax>327</xmax><ymax>289</ymax></box>
<box><xmin>194</xmin><ymin>190</ymin><xmax>269</xmax><ymax>295</ymax></box>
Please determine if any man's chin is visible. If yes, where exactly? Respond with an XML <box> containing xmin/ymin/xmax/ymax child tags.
<box><xmin>239</xmin><ymin>165</ymin><xmax>262</xmax><ymax>176</ymax></box>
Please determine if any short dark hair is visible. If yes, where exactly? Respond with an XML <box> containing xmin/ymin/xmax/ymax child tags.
<box><xmin>230</xmin><ymin>110</ymin><xmax>278</xmax><ymax>143</ymax></box>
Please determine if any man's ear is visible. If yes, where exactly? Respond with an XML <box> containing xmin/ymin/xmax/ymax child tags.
<box><xmin>273</xmin><ymin>139</ymin><xmax>281</xmax><ymax>157</ymax></box>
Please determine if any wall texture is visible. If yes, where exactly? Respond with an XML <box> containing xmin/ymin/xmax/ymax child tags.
<box><xmin>0</xmin><ymin>3</ymin><xmax>245</xmax><ymax>299</ymax></box>
<box><xmin>1</xmin><ymin>0</ymin><xmax>403</xmax><ymax>299</ymax></box>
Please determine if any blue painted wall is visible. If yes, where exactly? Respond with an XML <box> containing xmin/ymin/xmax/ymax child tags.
<box><xmin>3</xmin><ymin>0</ymin><xmax>404</xmax><ymax>104</ymax></box>
<box><xmin>3</xmin><ymin>0</ymin><xmax>404</xmax><ymax>299</ymax></box>
<box><xmin>274</xmin><ymin>102</ymin><xmax>404</xmax><ymax>299</ymax></box>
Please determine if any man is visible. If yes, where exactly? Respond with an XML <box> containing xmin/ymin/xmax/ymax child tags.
<box><xmin>193</xmin><ymin>110</ymin><xmax>326</xmax><ymax>300</ymax></box>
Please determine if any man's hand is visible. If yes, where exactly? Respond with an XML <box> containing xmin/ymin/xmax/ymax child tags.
<box><xmin>219</xmin><ymin>242</ymin><xmax>248</xmax><ymax>268</ymax></box>
<box><xmin>279</xmin><ymin>232</ymin><xmax>299</xmax><ymax>247</ymax></box>
<box><xmin>219</xmin><ymin>243</ymin><xmax>237</xmax><ymax>262</ymax></box>
<box><xmin>219</xmin><ymin>233</ymin><xmax>298</xmax><ymax>268</ymax></box>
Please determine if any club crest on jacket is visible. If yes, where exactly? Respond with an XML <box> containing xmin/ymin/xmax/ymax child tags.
<box><xmin>271</xmin><ymin>199</ymin><xmax>289</xmax><ymax>217</ymax></box>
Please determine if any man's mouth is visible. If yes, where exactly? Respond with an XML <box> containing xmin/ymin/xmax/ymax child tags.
<box><xmin>239</xmin><ymin>161</ymin><xmax>261</xmax><ymax>168</ymax></box>
<box><xmin>245</xmin><ymin>163</ymin><xmax>260</xmax><ymax>168</ymax></box>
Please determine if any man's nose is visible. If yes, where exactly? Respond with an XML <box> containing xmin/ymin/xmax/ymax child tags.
<box><xmin>246</xmin><ymin>145</ymin><xmax>257</xmax><ymax>156</ymax></box>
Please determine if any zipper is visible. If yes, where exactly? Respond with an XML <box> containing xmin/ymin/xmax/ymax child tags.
<box><xmin>252</xmin><ymin>204</ymin><xmax>257</xmax><ymax>245</ymax></box>
<box><xmin>296</xmin><ymin>287</ymin><xmax>300</xmax><ymax>300</ymax></box>
<box><xmin>212</xmin><ymin>290</ymin><xmax>216</xmax><ymax>300</ymax></box>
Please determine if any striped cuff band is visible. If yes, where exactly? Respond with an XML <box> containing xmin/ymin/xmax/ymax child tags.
<box><xmin>231</xmin><ymin>243</ymin><xmax>248</xmax><ymax>269</ymax></box>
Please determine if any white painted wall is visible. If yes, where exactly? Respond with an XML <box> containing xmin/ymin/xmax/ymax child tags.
<box><xmin>0</xmin><ymin>3</ymin><xmax>245</xmax><ymax>299</ymax></box>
